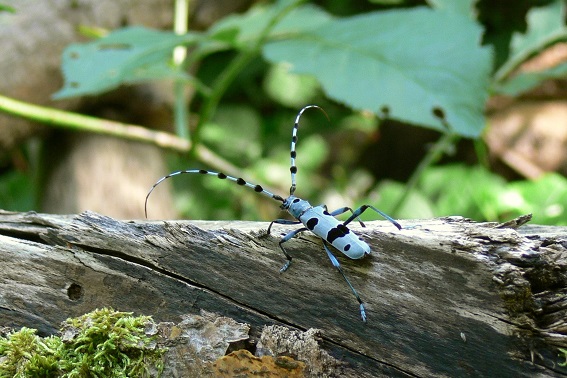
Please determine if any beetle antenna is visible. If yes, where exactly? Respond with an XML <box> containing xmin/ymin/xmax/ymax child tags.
<box><xmin>289</xmin><ymin>105</ymin><xmax>329</xmax><ymax>196</ymax></box>
<box><xmin>145</xmin><ymin>169</ymin><xmax>285</xmax><ymax>218</ymax></box>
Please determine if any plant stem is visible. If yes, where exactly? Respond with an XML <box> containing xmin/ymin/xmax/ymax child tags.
<box><xmin>391</xmin><ymin>132</ymin><xmax>459</xmax><ymax>214</ymax></box>
<box><xmin>0</xmin><ymin>94</ymin><xmax>190</xmax><ymax>152</ymax></box>
<box><xmin>173</xmin><ymin>0</ymin><xmax>190</xmax><ymax>140</ymax></box>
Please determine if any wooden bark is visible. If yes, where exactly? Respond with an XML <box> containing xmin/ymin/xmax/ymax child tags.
<box><xmin>0</xmin><ymin>209</ymin><xmax>566</xmax><ymax>377</ymax></box>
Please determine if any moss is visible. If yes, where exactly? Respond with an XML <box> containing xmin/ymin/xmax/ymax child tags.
<box><xmin>0</xmin><ymin>308</ymin><xmax>165</xmax><ymax>378</ymax></box>
<box><xmin>559</xmin><ymin>348</ymin><xmax>567</xmax><ymax>367</ymax></box>
<box><xmin>0</xmin><ymin>327</ymin><xmax>62</xmax><ymax>377</ymax></box>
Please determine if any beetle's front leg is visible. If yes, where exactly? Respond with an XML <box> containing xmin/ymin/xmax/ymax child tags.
<box><xmin>266</xmin><ymin>218</ymin><xmax>301</xmax><ymax>235</ymax></box>
<box><xmin>277</xmin><ymin>227</ymin><xmax>308</xmax><ymax>272</ymax></box>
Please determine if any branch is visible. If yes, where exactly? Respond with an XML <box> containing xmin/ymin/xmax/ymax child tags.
<box><xmin>0</xmin><ymin>95</ymin><xmax>190</xmax><ymax>152</ymax></box>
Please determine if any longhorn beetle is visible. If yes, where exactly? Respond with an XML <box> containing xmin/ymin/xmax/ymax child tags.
<box><xmin>145</xmin><ymin>105</ymin><xmax>402</xmax><ymax>322</ymax></box>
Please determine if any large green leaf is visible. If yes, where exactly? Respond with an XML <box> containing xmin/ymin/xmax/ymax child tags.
<box><xmin>263</xmin><ymin>7</ymin><xmax>492</xmax><ymax>137</ymax></box>
<box><xmin>53</xmin><ymin>27</ymin><xmax>200</xmax><ymax>99</ymax></box>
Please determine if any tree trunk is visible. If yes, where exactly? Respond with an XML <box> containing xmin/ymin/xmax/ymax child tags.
<box><xmin>0</xmin><ymin>210</ymin><xmax>565</xmax><ymax>377</ymax></box>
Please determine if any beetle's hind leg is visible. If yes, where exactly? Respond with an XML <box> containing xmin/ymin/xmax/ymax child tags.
<box><xmin>343</xmin><ymin>205</ymin><xmax>402</xmax><ymax>230</ymax></box>
<box><xmin>323</xmin><ymin>241</ymin><xmax>367</xmax><ymax>322</ymax></box>
<box><xmin>327</xmin><ymin>206</ymin><xmax>366</xmax><ymax>227</ymax></box>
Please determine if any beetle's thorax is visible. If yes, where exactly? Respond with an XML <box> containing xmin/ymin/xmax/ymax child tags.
<box><xmin>281</xmin><ymin>195</ymin><xmax>313</xmax><ymax>219</ymax></box>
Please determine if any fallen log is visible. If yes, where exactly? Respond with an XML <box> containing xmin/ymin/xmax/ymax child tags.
<box><xmin>0</xmin><ymin>210</ymin><xmax>565</xmax><ymax>377</ymax></box>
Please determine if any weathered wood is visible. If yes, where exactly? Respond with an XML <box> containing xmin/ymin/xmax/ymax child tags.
<box><xmin>0</xmin><ymin>209</ymin><xmax>566</xmax><ymax>377</ymax></box>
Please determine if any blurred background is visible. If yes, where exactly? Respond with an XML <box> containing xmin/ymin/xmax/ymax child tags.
<box><xmin>0</xmin><ymin>0</ymin><xmax>566</xmax><ymax>225</ymax></box>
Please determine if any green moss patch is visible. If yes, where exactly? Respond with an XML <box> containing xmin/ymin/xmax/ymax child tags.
<box><xmin>0</xmin><ymin>308</ymin><xmax>165</xmax><ymax>377</ymax></box>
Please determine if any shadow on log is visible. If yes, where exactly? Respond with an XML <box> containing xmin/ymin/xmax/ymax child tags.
<box><xmin>0</xmin><ymin>210</ymin><xmax>566</xmax><ymax>377</ymax></box>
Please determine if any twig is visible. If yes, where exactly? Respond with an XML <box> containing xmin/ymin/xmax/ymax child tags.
<box><xmin>0</xmin><ymin>94</ymin><xmax>190</xmax><ymax>152</ymax></box>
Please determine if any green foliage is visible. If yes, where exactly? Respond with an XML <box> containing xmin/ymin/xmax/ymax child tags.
<box><xmin>263</xmin><ymin>6</ymin><xmax>492</xmax><ymax>137</ymax></box>
<box><xmin>494</xmin><ymin>60</ymin><xmax>567</xmax><ymax>96</ymax></box>
<box><xmin>263</xmin><ymin>63</ymin><xmax>320</xmax><ymax>107</ymax></box>
<box><xmin>2</xmin><ymin>0</ymin><xmax>567</xmax><ymax>225</ymax></box>
<box><xmin>0</xmin><ymin>4</ymin><xmax>15</xmax><ymax>13</ymax></box>
<box><xmin>53</xmin><ymin>27</ymin><xmax>199</xmax><ymax>99</ymax></box>
<box><xmin>0</xmin><ymin>328</ymin><xmax>62</xmax><ymax>377</ymax></box>
<box><xmin>54</xmin><ymin>0</ymin><xmax>492</xmax><ymax>137</ymax></box>
<box><xmin>0</xmin><ymin>308</ymin><xmax>165</xmax><ymax>378</ymax></box>
<box><xmin>372</xmin><ymin>164</ymin><xmax>567</xmax><ymax>225</ymax></box>
<box><xmin>493</xmin><ymin>0</ymin><xmax>567</xmax><ymax>95</ymax></box>
<box><xmin>0</xmin><ymin>170</ymin><xmax>35</xmax><ymax>212</ymax></box>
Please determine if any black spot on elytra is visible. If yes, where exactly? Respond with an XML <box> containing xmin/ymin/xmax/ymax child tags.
<box><xmin>344</xmin><ymin>244</ymin><xmax>351</xmax><ymax>251</ymax></box>
<box><xmin>306</xmin><ymin>218</ymin><xmax>318</xmax><ymax>230</ymax></box>
<box><xmin>337</xmin><ymin>224</ymin><xmax>350</xmax><ymax>234</ymax></box>
<box><xmin>327</xmin><ymin>225</ymin><xmax>349</xmax><ymax>243</ymax></box>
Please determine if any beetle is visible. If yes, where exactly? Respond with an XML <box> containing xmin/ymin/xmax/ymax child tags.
<box><xmin>145</xmin><ymin>105</ymin><xmax>402</xmax><ymax>321</ymax></box>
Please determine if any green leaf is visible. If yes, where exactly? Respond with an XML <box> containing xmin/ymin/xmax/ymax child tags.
<box><xmin>53</xmin><ymin>26</ymin><xmax>200</xmax><ymax>99</ymax></box>
<box><xmin>494</xmin><ymin>0</ymin><xmax>567</xmax><ymax>82</ymax></box>
<box><xmin>505</xmin><ymin>173</ymin><xmax>567</xmax><ymax>225</ymax></box>
<box><xmin>263</xmin><ymin>7</ymin><xmax>492</xmax><ymax>137</ymax></box>
<box><xmin>419</xmin><ymin>164</ymin><xmax>507</xmax><ymax>220</ymax></box>
<box><xmin>371</xmin><ymin>180</ymin><xmax>435</xmax><ymax>219</ymax></box>
<box><xmin>208</xmin><ymin>2</ymin><xmax>332</xmax><ymax>49</ymax></box>
<box><xmin>492</xmin><ymin>61</ymin><xmax>567</xmax><ymax>96</ymax></box>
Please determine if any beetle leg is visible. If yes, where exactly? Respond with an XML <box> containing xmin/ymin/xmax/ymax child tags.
<box><xmin>343</xmin><ymin>205</ymin><xmax>401</xmax><ymax>230</ymax></box>
<box><xmin>328</xmin><ymin>206</ymin><xmax>366</xmax><ymax>227</ymax></box>
<box><xmin>266</xmin><ymin>218</ymin><xmax>301</xmax><ymax>235</ymax></box>
<box><xmin>277</xmin><ymin>227</ymin><xmax>308</xmax><ymax>272</ymax></box>
<box><xmin>323</xmin><ymin>241</ymin><xmax>367</xmax><ymax>322</ymax></box>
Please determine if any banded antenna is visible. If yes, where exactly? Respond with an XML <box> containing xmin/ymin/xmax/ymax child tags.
<box><xmin>144</xmin><ymin>169</ymin><xmax>285</xmax><ymax>218</ymax></box>
<box><xmin>289</xmin><ymin>105</ymin><xmax>329</xmax><ymax>196</ymax></box>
